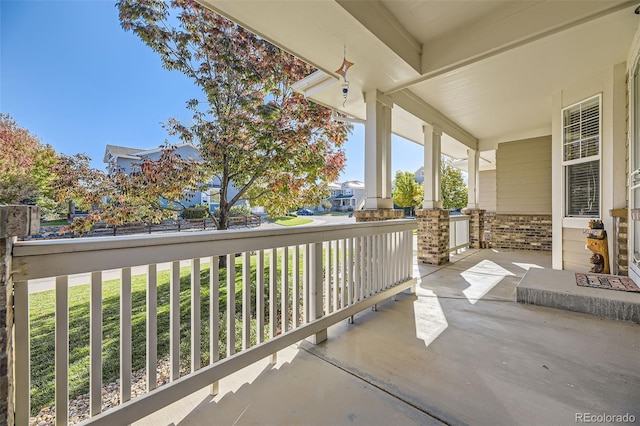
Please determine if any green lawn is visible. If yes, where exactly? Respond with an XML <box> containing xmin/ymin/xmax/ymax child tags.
<box><xmin>272</xmin><ymin>216</ymin><xmax>313</xmax><ymax>226</ymax></box>
<box><xmin>29</xmin><ymin>254</ymin><xmax>296</xmax><ymax>415</ymax></box>
<box><xmin>28</xmin><ymin>244</ymin><xmax>351</xmax><ymax>415</ymax></box>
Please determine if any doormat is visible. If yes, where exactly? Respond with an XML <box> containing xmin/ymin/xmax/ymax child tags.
<box><xmin>576</xmin><ymin>273</ymin><xmax>640</xmax><ymax>293</ymax></box>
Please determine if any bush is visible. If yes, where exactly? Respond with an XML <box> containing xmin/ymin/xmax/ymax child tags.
<box><xmin>212</xmin><ymin>204</ymin><xmax>252</xmax><ymax>218</ymax></box>
<box><xmin>182</xmin><ymin>207</ymin><xmax>209</xmax><ymax>219</ymax></box>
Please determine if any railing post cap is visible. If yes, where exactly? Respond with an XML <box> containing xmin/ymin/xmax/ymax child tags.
<box><xmin>0</xmin><ymin>205</ymin><xmax>40</xmax><ymax>238</ymax></box>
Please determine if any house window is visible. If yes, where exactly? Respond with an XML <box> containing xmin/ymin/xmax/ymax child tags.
<box><xmin>563</xmin><ymin>95</ymin><xmax>601</xmax><ymax>218</ymax></box>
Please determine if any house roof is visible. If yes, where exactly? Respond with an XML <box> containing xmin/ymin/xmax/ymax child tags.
<box><xmin>103</xmin><ymin>143</ymin><xmax>201</xmax><ymax>163</ymax></box>
<box><xmin>342</xmin><ymin>180</ymin><xmax>365</xmax><ymax>189</ymax></box>
<box><xmin>104</xmin><ymin>144</ymin><xmax>144</xmax><ymax>163</ymax></box>
<box><xmin>201</xmin><ymin>0</ymin><xmax>637</xmax><ymax>165</ymax></box>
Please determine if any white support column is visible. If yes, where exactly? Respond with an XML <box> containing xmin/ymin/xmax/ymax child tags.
<box><xmin>364</xmin><ymin>90</ymin><xmax>394</xmax><ymax>209</ymax></box>
<box><xmin>467</xmin><ymin>148</ymin><xmax>480</xmax><ymax>209</ymax></box>
<box><xmin>423</xmin><ymin>124</ymin><xmax>443</xmax><ymax>209</ymax></box>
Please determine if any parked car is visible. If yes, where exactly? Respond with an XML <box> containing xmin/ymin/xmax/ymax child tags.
<box><xmin>296</xmin><ymin>208</ymin><xmax>314</xmax><ymax>216</ymax></box>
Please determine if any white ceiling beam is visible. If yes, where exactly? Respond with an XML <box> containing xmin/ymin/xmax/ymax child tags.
<box><xmin>385</xmin><ymin>1</ymin><xmax>636</xmax><ymax>94</ymax></box>
<box><xmin>390</xmin><ymin>89</ymin><xmax>478</xmax><ymax>150</ymax></box>
<box><xmin>336</xmin><ymin>0</ymin><xmax>422</xmax><ymax>73</ymax></box>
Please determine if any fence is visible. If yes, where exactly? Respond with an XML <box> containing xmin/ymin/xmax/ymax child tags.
<box><xmin>12</xmin><ymin>220</ymin><xmax>416</xmax><ymax>425</ymax></box>
<box><xmin>449</xmin><ymin>215</ymin><xmax>470</xmax><ymax>253</ymax></box>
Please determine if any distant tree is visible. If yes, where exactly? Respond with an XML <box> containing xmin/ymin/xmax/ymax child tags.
<box><xmin>392</xmin><ymin>171</ymin><xmax>423</xmax><ymax>215</ymax></box>
<box><xmin>441</xmin><ymin>158</ymin><xmax>468</xmax><ymax>210</ymax></box>
<box><xmin>51</xmin><ymin>146</ymin><xmax>207</xmax><ymax>235</ymax></box>
<box><xmin>0</xmin><ymin>113</ymin><xmax>60</xmax><ymax>217</ymax></box>
<box><xmin>118</xmin><ymin>0</ymin><xmax>350</xmax><ymax>231</ymax></box>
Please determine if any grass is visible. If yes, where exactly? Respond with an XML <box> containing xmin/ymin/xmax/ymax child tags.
<box><xmin>29</xmin><ymin>254</ymin><xmax>300</xmax><ymax>416</ymax></box>
<box><xmin>315</xmin><ymin>211</ymin><xmax>350</xmax><ymax>217</ymax></box>
<box><xmin>28</xmin><ymin>243</ymin><xmax>353</xmax><ymax>415</ymax></box>
<box><xmin>272</xmin><ymin>216</ymin><xmax>313</xmax><ymax>226</ymax></box>
<box><xmin>41</xmin><ymin>219</ymin><xmax>68</xmax><ymax>226</ymax></box>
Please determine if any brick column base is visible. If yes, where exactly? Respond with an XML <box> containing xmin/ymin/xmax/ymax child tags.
<box><xmin>354</xmin><ymin>209</ymin><xmax>404</xmax><ymax>222</ymax></box>
<box><xmin>416</xmin><ymin>209</ymin><xmax>450</xmax><ymax>265</ymax></box>
<box><xmin>462</xmin><ymin>208</ymin><xmax>485</xmax><ymax>249</ymax></box>
<box><xmin>1</xmin><ymin>205</ymin><xmax>40</xmax><ymax>426</ymax></box>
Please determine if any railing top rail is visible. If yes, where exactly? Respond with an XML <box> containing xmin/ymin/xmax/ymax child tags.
<box><xmin>13</xmin><ymin>219</ymin><xmax>417</xmax><ymax>281</ymax></box>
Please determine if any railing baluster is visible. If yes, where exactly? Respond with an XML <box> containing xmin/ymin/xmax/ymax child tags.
<box><xmin>281</xmin><ymin>246</ymin><xmax>289</xmax><ymax>333</ymax></box>
<box><xmin>378</xmin><ymin>234</ymin><xmax>383</xmax><ymax>292</ymax></box>
<box><xmin>256</xmin><ymin>251</ymin><xmax>264</xmax><ymax>343</ymax></box>
<box><xmin>292</xmin><ymin>245</ymin><xmax>300</xmax><ymax>328</ymax></box>
<box><xmin>146</xmin><ymin>265</ymin><xmax>157</xmax><ymax>392</ymax></box>
<box><xmin>14</xmin><ymin>280</ymin><xmax>29</xmax><ymax>425</ymax></box>
<box><xmin>367</xmin><ymin>235</ymin><xmax>375</xmax><ymax>297</ymax></box>
<box><xmin>347</xmin><ymin>238</ymin><xmax>353</xmax><ymax>306</ymax></box>
<box><xmin>269</xmin><ymin>248</ymin><xmax>277</xmax><ymax>363</ymax></box>
<box><xmin>56</xmin><ymin>275</ymin><xmax>69</xmax><ymax>425</ymax></box>
<box><xmin>170</xmin><ymin>261</ymin><xmax>181</xmax><ymax>381</ymax></box>
<box><xmin>341</xmin><ymin>239</ymin><xmax>347</xmax><ymax>308</ymax></box>
<box><xmin>324</xmin><ymin>241</ymin><xmax>331</xmax><ymax>314</ymax></box>
<box><xmin>191</xmin><ymin>259</ymin><xmax>201</xmax><ymax>371</ymax></box>
<box><xmin>406</xmin><ymin>230</ymin><xmax>412</xmax><ymax>279</ymax></box>
<box><xmin>121</xmin><ymin>267</ymin><xmax>132</xmax><ymax>403</ymax></box>
<box><xmin>90</xmin><ymin>271</ymin><xmax>102</xmax><ymax>415</ymax></box>
<box><xmin>227</xmin><ymin>254</ymin><xmax>236</xmax><ymax>357</ymax></box>
<box><xmin>269</xmin><ymin>248</ymin><xmax>277</xmax><ymax>339</ymax></box>
<box><xmin>353</xmin><ymin>237</ymin><xmax>362</xmax><ymax>303</ymax></box>
<box><xmin>209</xmin><ymin>256</ymin><xmax>219</xmax><ymax>396</ymax></box>
<box><xmin>303</xmin><ymin>244</ymin><xmax>310</xmax><ymax>323</ymax></box>
<box><xmin>308</xmin><ymin>242</ymin><xmax>327</xmax><ymax>344</ymax></box>
<box><xmin>333</xmin><ymin>240</ymin><xmax>339</xmax><ymax>311</ymax></box>
<box><xmin>242</xmin><ymin>252</ymin><xmax>251</xmax><ymax>350</ymax></box>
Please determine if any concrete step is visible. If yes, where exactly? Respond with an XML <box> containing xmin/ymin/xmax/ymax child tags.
<box><xmin>517</xmin><ymin>268</ymin><xmax>640</xmax><ymax>323</ymax></box>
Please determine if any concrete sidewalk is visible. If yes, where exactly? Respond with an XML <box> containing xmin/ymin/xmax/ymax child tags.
<box><xmin>136</xmin><ymin>249</ymin><xmax>640</xmax><ymax>426</ymax></box>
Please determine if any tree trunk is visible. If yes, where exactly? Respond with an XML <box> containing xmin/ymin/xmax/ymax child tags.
<box><xmin>217</xmin><ymin>206</ymin><xmax>231</xmax><ymax>269</ymax></box>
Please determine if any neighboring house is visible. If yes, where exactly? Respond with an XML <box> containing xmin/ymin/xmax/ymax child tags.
<box><xmin>103</xmin><ymin>143</ymin><xmax>246</xmax><ymax>212</ymax></box>
<box><xmin>328</xmin><ymin>180</ymin><xmax>366</xmax><ymax>211</ymax></box>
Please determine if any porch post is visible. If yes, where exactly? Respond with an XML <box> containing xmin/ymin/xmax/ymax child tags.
<box><xmin>462</xmin><ymin>148</ymin><xmax>485</xmax><ymax>248</ymax></box>
<box><xmin>467</xmin><ymin>148</ymin><xmax>479</xmax><ymax>210</ymax></box>
<box><xmin>417</xmin><ymin>124</ymin><xmax>449</xmax><ymax>265</ymax></box>
<box><xmin>422</xmin><ymin>124</ymin><xmax>442</xmax><ymax>209</ymax></box>
<box><xmin>0</xmin><ymin>205</ymin><xmax>40</xmax><ymax>426</ymax></box>
<box><xmin>355</xmin><ymin>90</ymin><xmax>403</xmax><ymax>222</ymax></box>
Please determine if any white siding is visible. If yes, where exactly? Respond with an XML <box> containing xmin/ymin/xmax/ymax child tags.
<box><xmin>496</xmin><ymin>136</ymin><xmax>552</xmax><ymax>215</ymax></box>
<box><xmin>562</xmin><ymin>227</ymin><xmax>592</xmax><ymax>272</ymax></box>
<box><xmin>478</xmin><ymin>170</ymin><xmax>496</xmax><ymax>212</ymax></box>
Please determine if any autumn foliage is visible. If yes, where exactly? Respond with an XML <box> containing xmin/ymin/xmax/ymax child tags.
<box><xmin>118</xmin><ymin>0</ymin><xmax>351</xmax><ymax>230</ymax></box>
<box><xmin>0</xmin><ymin>113</ymin><xmax>57</xmax><ymax>208</ymax></box>
<box><xmin>52</xmin><ymin>146</ymin><xmax>207</xmax><ymax>235</ymax></box>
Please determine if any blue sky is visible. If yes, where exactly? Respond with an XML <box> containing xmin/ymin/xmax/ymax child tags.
<box><xmin>1</xmin><ymin>0</ymin><xmax>424</xmax><ymax>181</ymax></box>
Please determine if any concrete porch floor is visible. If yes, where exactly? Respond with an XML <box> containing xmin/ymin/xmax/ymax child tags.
<box><xmin>136</xmin><ymin>249</ymin><xmax>639</xmax><ymax>426</ymax></box>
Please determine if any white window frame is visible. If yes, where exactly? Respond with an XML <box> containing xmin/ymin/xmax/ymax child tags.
<box><xmin>561</xmin><ymin>94</ymin><xmax>602</xmax><ymax>220</ymax></box>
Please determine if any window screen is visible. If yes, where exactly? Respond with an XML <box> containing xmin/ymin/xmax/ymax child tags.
<box><xmin>563</xmin><ymin>96</ymin><xmax>600</xmax><ymax>218</ymax></box>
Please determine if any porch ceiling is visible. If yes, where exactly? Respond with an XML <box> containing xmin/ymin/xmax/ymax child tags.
<box><xmin>200</xmin><ymin>0</ymin><xmax>638</xmax><ymax>157</ymax></box>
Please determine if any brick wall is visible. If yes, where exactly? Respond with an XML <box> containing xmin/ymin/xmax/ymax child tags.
<box><xmin>484</xmin><ymin>211</ymin><xmax>495</xmax><ymax>243</ymax></box>
<box><xmin>416</xmin><ymin>209</ymin><xmax>450</xmax><ymax>264</ymax></box>
<box><xmin>491</xmin><ymin>214</ymin><xmax>552</xmax><ymax>251</ymax></box>
<box><xmin>354</xmin><ymin>209</ymin><xmax>403</xmax><ymax>222</ymax></box>
<box><xmin>616</xmin><ymin>214</ymin><xmax>629</xmax><ymax>276</ymax></box>
<box><xmin>0</xmin><ymin>238</ymin><xmax>10</xmax><ymax>425</ymax></box>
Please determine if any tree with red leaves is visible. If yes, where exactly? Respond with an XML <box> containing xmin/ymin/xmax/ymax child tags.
<box><xmin>52</xmin><ymin>146</ymin><xmax>208</xmax><ymax>235</ymax></box>
<box><xmin>118</xmin><ymin>0</ymin><xmax>350</xmax><ymax>230</ymax></box>
<box><xmin>0</xmin><ymin>113</ymin><xmax>58</xmax><ymax>213</ymax></box>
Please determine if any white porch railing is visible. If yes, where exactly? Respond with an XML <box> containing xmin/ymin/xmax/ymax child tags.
<box><xmin>449</xmin><ymin>215</ymin><xmax>470</xmax><ymax>253</ymax></box>
<box><xmin>12</xmin><ymin>220</ymin><xmax>416</xmax><ymax>425</ymax></box>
